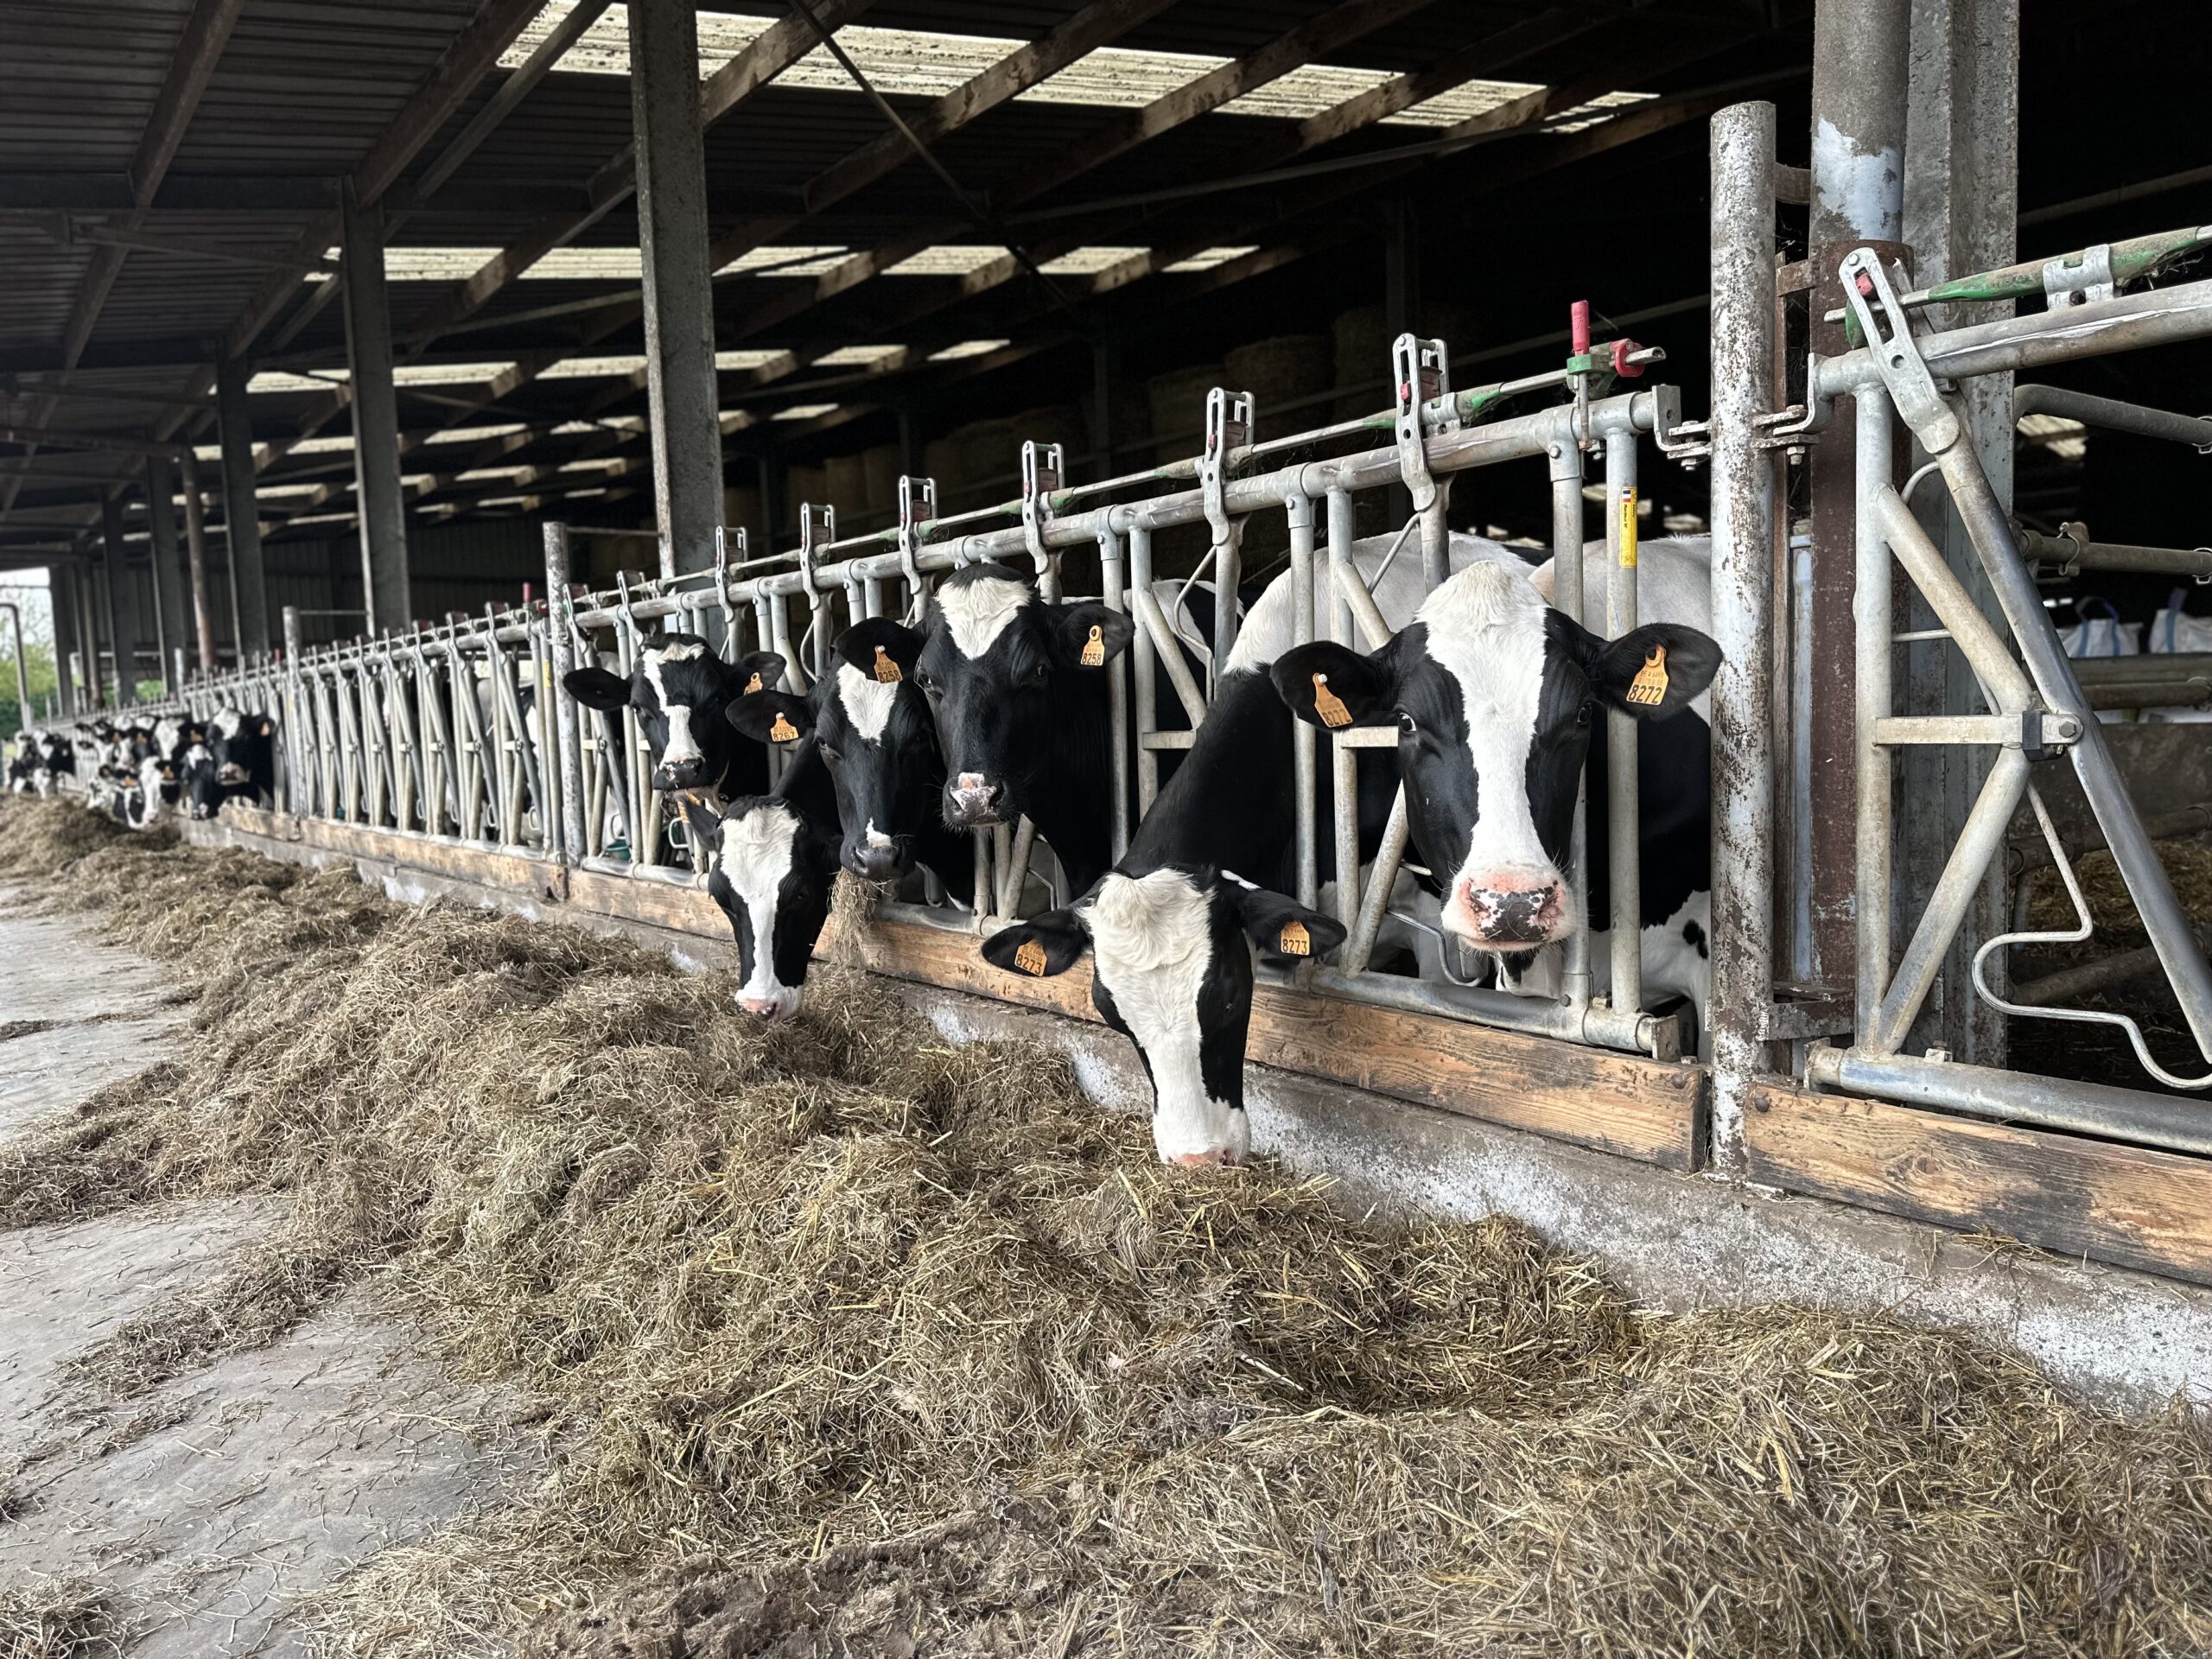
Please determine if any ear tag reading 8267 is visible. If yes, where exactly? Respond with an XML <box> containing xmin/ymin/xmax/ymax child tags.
<box><xmin>1311</xmin><ymin>673</ymin><xmax>1351</xmax><ymax>729</ymax></box>
<box><xmin>769</xmin><ymin>713</ymin><xmax>799</xmax><ymax>744</ymax></box>
<box><xmin>1277</xmin><ymin>918</ymin><xmax>1311</xmax><ymax>957</ymax></box>
<box><xmin>1080</xmin><ymin>625</ymin><xmax>1106</xmax><ymax>668</ymax></box>
<box><xmin>1625</xmin><ymin>644</ymin><xmax>1669</xmax><ymax>708</ymax></box>
<box><xmin>873</xmin><ymin>645</ymin><xmax>902</xmax><ymax>683</ymax></box>
<box><xmin>1014</xmin><ymin>938</ymin><xmax>1049</xmax><ymax>976</ymax></box>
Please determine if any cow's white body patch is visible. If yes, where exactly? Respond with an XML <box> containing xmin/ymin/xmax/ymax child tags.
<box><xmin>1084</xmin><ymin>868</ymin><xmax>1247</xmax><ymax>1162</ymax></box>
<box><xmin>639</xmin><ymin>649</ymin><xmax>700</xmax><ymax>767</ymax></box>
<box><xmin>718</xmin><ymin>803</ymin><xmax>803</xmax><ymax>1017</ymax></box>
<box><xmin>210</xmin><ymin>704</ymin><xmax>245</xmax><ymax>740</ymax></box>
<box><xmin>938</xmin><ymin>576</ymin><xmax>1030</xmax><ymax>661</ymax></box>
<box><xmin>135</xmin><ymin>756</ymin><xmax>165</xmax><ymax>828</ymax></box>
<box><xmin>1416</xmin><ymin>563</ymin><xmax>1563</xmax><ymax>936</ymax></box>
<box><xmin>835</xmin><ymin>663</ymin><xmax>899</xmax><ymax>742</ymax></box>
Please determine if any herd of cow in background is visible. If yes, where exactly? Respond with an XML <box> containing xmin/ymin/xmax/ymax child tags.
<box><xmin>10</xmin><ymin>533</ymin><xmax>1724</xmax><ymax>1165</ymax></box>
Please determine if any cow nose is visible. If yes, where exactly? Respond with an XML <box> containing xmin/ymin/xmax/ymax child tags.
<box><xmin>945</xmin><ymin>772</ymin><xmax>1005</xmax><ymax>826</ymax></box>
<box><xmin>1456</xmin><ymin>876</ymin><xmax>1565</xmax><ymax>946</ymax></box>
<box><xmin>849</xmin><ymin>842</ymin><xmax>904</xmax><ymax>882</ymax></box>
<box><xmin>1173</xmin><ymin>1149</ymin><xmax>1235</xmax><ymax>1168</ymax></box>
<box><xmin>738</xmin><ymin>995</ymin><xmax>786</xmax><ymax>1020</ymax></box>
<box><xmin>656</xmin><ymin>759</ymin><xmax>703</xmax><ymax>788</ymax></box>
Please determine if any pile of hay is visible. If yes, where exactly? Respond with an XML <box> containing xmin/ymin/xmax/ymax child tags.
<box><xmin>2026</xmin><ymin>835</ymin><xmax>2212</xmax><ymax>945</ymax></box>
<box><xmin>0</xmin><ymin>795</ymin><xmax>148</xmax><ymax>878</ymax></box>
<box><xmin>0</xmin><ymin>1572</ymin><xmax>119</xmax><ymax>1659</ymax></box>
<box><xmin>3</xmin><ymin>797</ymin><xmax>2211</xmax><ymax>1657</ymax></box>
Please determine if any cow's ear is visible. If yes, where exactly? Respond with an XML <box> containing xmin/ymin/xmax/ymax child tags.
<box><xmin>563</xmin><ymin>666</ymin><xmax>630</xmax><ymax>711</ymax></box>
<box><xmin>257</xmin><ymin>717</ymin><xmax>274</xmax><ymax>738</ymax></box>
<box><xmin>1233</xmin><ymin>885</ymin><xmax>1349</xmax><ymax>965</ymax></box>
<box><xmin>729</xmin><ymin>689</ymin><xmax>812</xmax><ymax>746</ymax></box>
<box><xmin>727</xmin><ymin>651</ymin><xmax>785</xmax><ymax>696</ymax></box>
<box><xmin>672</xmin><ymin>790</ymin><xmax>723</xmax><ymax>846</ymax></box>
<box><xmin>1585</xmin><ymin>623</ymin><xmax>1722</xmax><ymax>721</ymax></box>
<box><xmin>1054</xmin><ymin>602</ymin><xmax>1134</xmax><ymax>670</ymax></box>
<box><xmin>834</xmin><ymin>618</ymin><xmax>925</xmax><ymax>684</ymax></box>
<box><xmin>1270</xmin><ymin>641</ymin><xmax>1393</xmax><ymax>731</ymax></box>
<box><xmin>981</xmin><ymin>909</ymin><xmax>1090</xmax><ymax>978</ymax></box>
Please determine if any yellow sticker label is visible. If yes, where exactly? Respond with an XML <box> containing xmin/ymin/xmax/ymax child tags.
<box><xmin>1625</xmin><ymin>644</ymin><xmax>1669</xmax><ymax>708</ymax></box>
<box><xmin>1079</xmin><ymin>624</ymin><xmax>1105</xmax><ymax>668</ymax></box>
<box><xmin>743</xmin><ymin>671</ymin><xmax>763</xmax><ymax>695</ymax></box>
<box><xmin>1619</xmin><ymin>486</ymin><xmax>1639</xmax><ymax>569</ymax></box>
<box><xmin>873</xmin><ymin>645</ymin><xmax>902</xmax><ymax>683</ymax></box>
<box><xmin>1312</xmin><ymin>672</ymin><xmax>1351</xmax><ymax>729</ymax></box>
<box><xmin>1277</xmin><ymin>919</ymin><xmax>1311</xmax><ymax>957</ymax></box>
<box><xmin>1014</xmin><ymin>938</ymin><xmax>1048</xmax><ymax>976</ymax></box>
<box><xmin>769</xmin><ymin>713</ymin><xmax>799</xmax><ymax>743</ymax></box>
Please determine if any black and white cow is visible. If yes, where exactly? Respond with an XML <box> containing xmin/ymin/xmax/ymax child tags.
<box><xmin>977</xmin><ymin>531</ymin><xmax>1526</xmax><ymax>1164</ymax></box>
<box><xmin>182</xmin><ymin>704</ymin><xmax>278</xmax><ymax>818</ymax></box>
<box><xmin>561</xmin><ymin>633</ymin><xmax>782</xmax><ymax>811</ymax></box>
<box><xmin>1273</xmin><ymin>543</ymin><xmax>1721</xmax><ymax>1037</ymax></box>
<box><xmin>697</xmin><ymin>734</ymin><xmax>842</xmax><ymax>1021</ymax></box>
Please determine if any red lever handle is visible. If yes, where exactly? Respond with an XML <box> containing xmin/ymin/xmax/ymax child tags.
<box><xmin>1610</xmin><ymin>339</ymin><xmax>1645</xmax><ymax>378</ymax></box>
<box><xmin>1571</xmin><ymin>300</ymin><xmax>1592</xmax><ymax>357</ymax></box>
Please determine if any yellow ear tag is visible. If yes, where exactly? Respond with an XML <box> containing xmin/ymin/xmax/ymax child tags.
<box><xmin>873</xmin><ymin>645</ymin><xmax>902</xmax><ymax>683</ymax></box>
<box><xmin>769</xmin><ymin>713</ymin><xmax>799</xmax><ymax>744</ymax></box>
<box><xmin>1079</xmin><ymin>624</ymin><xmax>1106</xmax><ymax>668</ymax></box>
<box><xmin>1625</xmin><ymin>645</ymin><xmax>1669</xmax><ymax>708</ymax></box>
<box><xmin>1277</xmin><ymin>918</ymin><xmax>1311</xmax><ymax>957</ymax></box>
<box><xmin>1014</xmin><ymin>938</ymin><xmax>1048</xmax><ymax>976</ymax></box>
<box><xmin>743</xmin><ymin>672</ymin><xmax>763</xmax><ymax>695</ymax></box>
<box><xmin>1311</xmin><ymin>672</ymin><xmax>1351</xmax><ymax>729</ymax></box>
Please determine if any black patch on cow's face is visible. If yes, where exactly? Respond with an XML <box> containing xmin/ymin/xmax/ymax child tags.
<box><xmin>816</xmin><ymin>674</ymin><xmax>946</xmax><ymax>884</ymax></box>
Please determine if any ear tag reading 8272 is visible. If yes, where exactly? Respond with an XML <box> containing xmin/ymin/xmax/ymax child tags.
<box><xmin>1079</xmin><ymin>624</ymin><xmax>1106</xmax><ymax>668</ymax></box>
<box><xmin>1311</xmin><ymin>673</ymin><xmax>1351</xmax><ymax>729</ymax></box>
<box><xmin>1625</xmin><ymin>644</ymin><xmax>1669</xmax><ymax>708</ymax></box>
<box><xmin>873</xmin><ymin>645</ymin><xmax>902</xmax><ymax>683</ymax></box>
<box><xmin>1014</xmin><ymin>938</ymin><xmax>1049</xmax><ymax>976</ymax></box>
<box><xmin>1277</xmin><ymin>918</ymin><xmax>1311</xmax><ymax>957</ymax></box>
<box><xmin>769</xmin><ymin>713</ymin><xmax>799</xmax><ymax>744</ymax></box>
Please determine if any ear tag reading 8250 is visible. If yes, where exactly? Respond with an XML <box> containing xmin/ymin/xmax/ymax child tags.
<box><xmin>1625</xmin><ymin>644</ymin><xmax>1669</xmax><ymax>708</ymax></box>
<box><xmin>873</xmin><ymin>645</ymin><xmax>902</xmax><ymax>683</ymax></box>
<box><xmin>1079</xmin><ymin>625</ymin><xmax>1106</xmax><ymax>668</ymax></box>
<box><xmin>1311</xmin><ymin>673</ymin><xmax>1351</xmax><ymax>729</ymax></box>
<box><xmin>769</xmin><ymin>713</ymin><xmax>799</xmax><ymax>744</ymax></box>
<box><xmin>1277</xmin><ymin>918</ymin><xmax>1311</xmax><ymax>957</ymax></box>
<box><xmin>1014</xmin><ymin>938</ymin><xmax>1049</xmax><ymax>976</ymax></box>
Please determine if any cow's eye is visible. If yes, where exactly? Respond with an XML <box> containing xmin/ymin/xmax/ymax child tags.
<box><xmin>818</xmin><ymin>743</ymin><xmax>842</xmax><ymax>765</ymax></box>
<box><xmin>1397</xmin><ymin>711</ymin><xmax>1418</xmax><ymax>737</ymax></box>
<box><xmin>1031</xmin><ymin>659</ymin><xmax>1051</xmax><ymax>683</ymax></box>
<box><xmin>1577</xmin><ymin>700</ymin><xmax>1595</xmax><ymax>728</ymax></box>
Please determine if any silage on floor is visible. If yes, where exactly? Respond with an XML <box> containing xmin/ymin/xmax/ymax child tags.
<box><xmin>3</xmin><ymin>796</ymin><xmax>2209</xmax><ymax>1658</ymax></box>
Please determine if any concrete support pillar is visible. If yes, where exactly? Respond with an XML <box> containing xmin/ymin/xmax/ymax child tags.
<box><xmin>215</xmin><ymin>353</ymin><xmax>271</xmax><ymax>658</ymax></box>
<box><xmin>50</xmin><ymin>564</ymin><xmax>79</xmax><ymax>715</ymax></box>
<box><xmin>146</xmin><ymin>454</ymin><xmax>188</xmax><ymax>693</ymax></box>
<box><xmin>629</xmin><ymin>0</ymin><xmax>724</xmax><ymax>579</ymax></box>
<box><xmin>101</xmin><ymin>495</ymin><xmax>139</xmax><ymax>705</ymax></box>
<box><xmin>1899</xmin><ymin>0</ymin><xmax>2019</xmax><ymax>1064</ymax></box>
<box><xmin>1800</xmin><ymin>0</ymin><xmax>1911</xmax><ymax>997</ymax></box>
<box><xmin>76</xmin><ymin>563</ymin><xmax>104</xmax><ymax>709</ymax></box>
<box><xmin>340</xmin><ymin>180</ymin><xmax>412</xmax><ymax>634</ymax></box>
<box><xmin>178</xmin><ymin>453</ymin><xmax>218</xmax><ymax>672</ymax></box>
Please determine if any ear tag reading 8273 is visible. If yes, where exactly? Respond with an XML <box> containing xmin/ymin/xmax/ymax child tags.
<box><xmin>1014</xmin><ymin>938</ymin><xmax>1049</xmax><ymax>976</ymax></box>
<box><xmin>1625</xmin><ymin>644</ymin><xmax>1669</xmax><ymax>708</ymax></box>
<box><xmin>873</xmin><ymin>645</ymin><xmax>902</xmax><ymax>683</ymax></box>
<box><xmin>769</xmin><ymin>713</ymin><xmax>800</xmax><ymax>744</ymax></box>
<box><xmin>1277</xmin><ymin>918</ymin><xmax>1311</xmax><ymax>957</ymax></box>
<box><xmin>1079</xmin><ymin>624</ymin><xmax>1106</xmax><ymax>668</ymax></box>
<box><xmin>1311</xmin><ymin>672</ymin><xmax>1351</xmax><ymax>729</ymax></box>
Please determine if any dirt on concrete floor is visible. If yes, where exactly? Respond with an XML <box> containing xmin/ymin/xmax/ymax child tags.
<box><xmin>0</xmin><ymin>889</ymin><xmax>548</xmax><ymax>1658</ymax></box>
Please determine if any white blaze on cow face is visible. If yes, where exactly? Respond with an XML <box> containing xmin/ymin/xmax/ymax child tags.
<box><xmin>936</xmin><ymin>575</ymin><xmax>1031</xmax><ymax>662</ymax></box>
<box><xmin>640</xmin><ymin>641</ymin><xmax>709</xmax><ymax>771</ymax></box>
<box><xmin>1084</xmin><ymin>868</ymin><xmax>1249</xmax><ymax>1165</ymax></box>
<box><xmin>210</xmin><ymin>704</ymin><xmax>245</xmax><ymax>741</ymax></box>
<box><xmin>834</xmin><ymin>663</ymin><xmax>899</xmax><ymax>742</ymax></box>
<box><xmin>1415</xmin><ymin>563</ymin><xmax>1573</xmax><ymax>950</ymax></box>
<box><xmin>717</xmin><ymin>802</ymin><xmax>804</xmax><ymax>1020</ymax></box>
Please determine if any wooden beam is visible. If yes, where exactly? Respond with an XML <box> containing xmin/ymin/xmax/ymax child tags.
<box><xmin>1745</xmin><ymin>1081</ymin><xmax>2212</xmax><ymax>1286</ymax></box>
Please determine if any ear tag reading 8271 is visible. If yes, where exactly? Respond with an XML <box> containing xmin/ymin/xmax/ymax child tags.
<box><xmin>1014</xmin><ymin>938</ymin><xmax>1049</xmax><ymax>976</ymax></box>
<box><xmin>873</xmin><ymin>645</ymin><xmax>902</xmax><ymax>683</ymax></box>
<box><xmin>1277</xmin><ymin>918</ymin><xmax>1312</xmax><ymax>957</ymax></box>
<box><xmin>1079</xmin><ymin>624</ymin><xmax>1106</xmax><ymax>668</ymax></box>
<box><xmin>1625</xmin><ymin>644</ymin><xmax>1669</xmax><ymax>708</ymax></box>
<box><xmin>1311</xmin><ymin>673</ymin><xmax>1351</xmax><ymax>729</ymax></box>
<box><xmin>769</xmin><ymin>713</ymin><xmax>800</xmax><ymax>744</ymax></box>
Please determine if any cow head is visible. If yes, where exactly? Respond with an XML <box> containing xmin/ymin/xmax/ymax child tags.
<box><xmin>982</xmin><ymin>866</ymin><xmax>1343</xmax><ymax>1165</ymax></box>
<box><xmin>563</xmin><ymin>634</ymin><xmax>784</xmax><ymax>796</ymax></box>
<box><xmin>1274</xmin><ymin>561</ymin><xmax>1718</xmax><ymax>953</ymax></box>
<box><xmin>913</xmin><ymin>563</ymin><xmax>1132</xmax><ymax>829</ymax></box>
<box><xmin>693</xmin><ymin>767</ymin><xmax>841</xmax><ymax>1021</ymax></box>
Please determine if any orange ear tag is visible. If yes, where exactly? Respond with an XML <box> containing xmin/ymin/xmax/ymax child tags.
<box><xmin>1625</xmin><ymin>645</ymin><xmax>1669</xmax><ymax>708</ymax></box>
<box><xmin>1311</xmin><ymin>672</ymin><xmax>1351</xmax><ymax>729</ymax></box>
<box><xmin>743</xmin><ymin>672</ymin><xmax>764</xmax><ymax>695</ymax></box>
<box><xmin>769</xmin><ymin>713</ymin><xmax>799</xmax><ymax>744</ymax></box>
<box><xmin>1014</xmin><ymin>938</ymin><xmax>1049</xmax><ymax>976</ymax></box>
<box><xmin>1079</xmin><ymin>625</ymin><xmax>1106</xmax><ymax>668</ymax></box>
<box><xmin>874</xmin><ymin>645</ymin><xmax>902</xmax><ymax>683</ymax></box>
<box><xmin>1277</xmin><ymin>919</ymin><xmax>1311</xmax><ymax>957</ymax></box>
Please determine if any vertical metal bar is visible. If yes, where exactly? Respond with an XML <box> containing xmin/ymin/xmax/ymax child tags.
<box><xmin>1127</xmin><ymin>520</ymin><xmax>1160</xmax><ymax>814</ymax></box>
<box><xmin>1097</xmin><ymin>524</ymin><xmax>1132</xmax><ymax>862</ymax></box>
<box><xmin>1707</xmin><ymin>99</ymin><xmax>1781</xmax><ymax>1170</ymax></box>
<box><xmin>340</xmin><ymin>180</ymin><xmax>412</xmax><ymax>634</ymax></box>
<box><xmin>1604</xmin><ymin>427</ymin><xmax>1642</xmax><ymax>1014</ymax></box>
<box><xmin>144</xmin><ymin>454</ymin><xmax>186</xmax><ymax>695</ymax></box>
<box><xmin>178</xmin><ymin>452</ymin><xmax>217</xmax><ymax>672</ymax></box>
<box><xmin>213</xmin><ymin>353</ymin><xmax>270</xmax><ymax>657</ymax></box>
<box><xmin>1853</xmin><ymin>387</ymin><xmax>1895</xmax><ymax>1034</ymax></box>
<box><xmin>1287</xmin><ymin>489</ymin><xmax>1319</xmax><ymax>909</ymax></box>
<box><xmin>101</xmin><ymin>495</ymin><xmax>137</xmax><ymax>704</ymax></box>
<box><xmin>1549</xmin><ymin>437</ymin><xmax>1591</xmax><ymax>1012</ymax></box>
<box><xmin>1327</xmin><ymin>486</ymin><xmax>1362</xmax><ymax>930</ymax></box>
<box><xmin>1343</xmin><ymin>791</ymin><xmax>1409</xmax><ymax>974</ymax></box>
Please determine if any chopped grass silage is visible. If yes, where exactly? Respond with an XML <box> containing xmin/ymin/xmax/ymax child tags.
<box><xmin>3</xmin><ymin>795</ymin><xmax>2211</xmax><ymax>1658</ymax></box>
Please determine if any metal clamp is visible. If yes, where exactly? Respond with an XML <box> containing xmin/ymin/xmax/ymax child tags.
<box><xmin>2043</xmin><ymin>241</ymin><xmax>2116</xmax><ymax>308</ymax></box>
<box><xmin>1020</xmin><ymin>440</ymin><xmax>1062</xmax><ymax>580</ymax></box>
<box><xmin>797</xmin><ymin>501</ymin><xmax>834</xmax><ymax>595</ymax></box>
<box><xmin>1840</xmin><ymin>247</ymin><xmax>1961</xmax><ymax>454</ymax></box>
<box><xmin>1198</xmin><ymin>385</ymin><xmax>1253</xmax><ymax>554</ymax></box>
<box><xmin>897</xmin><ymin>474</ymin><xmax>935</xmax><ymax>594</ymax></box>
<box><xmin>1393</xmin><ymin>334</ymin><xmax>1452</xmax><ymax>510</ymax></box>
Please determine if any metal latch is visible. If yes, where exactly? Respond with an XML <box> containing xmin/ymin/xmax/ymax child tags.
<box><xmin>1198</xmin><ymin>386</ymin><xmax>1253</xmax><ymax>558</ymax></box>
<box><xmin>1020</xmin><ymin>440</ymin><xmax>1062</xmax><ymax>585</ymax></box>
<box><xmin>1393</xmin><ymin>333</ymin><xmax>1454</xmax><ymax>512</ymax></box>
<box><xmin>2043</xmin><ymin>242</ymin><xmax>2115</xmax><ymax>308</ymax></box>
<box><xmin>897</xmin><ymin>474</ymin><xmax>935</xmax><ymax>620</ymax></box>
<box><xmin>1840</xmin><ymin>247</ymin><xmax>1962</xmax><ymax>455</ymax></box>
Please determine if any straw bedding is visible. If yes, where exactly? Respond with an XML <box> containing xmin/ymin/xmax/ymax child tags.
<box><xmin>2</xmin><ymin>796</ymin><xmax>2209</xmax><ymax>1658</ymax></box>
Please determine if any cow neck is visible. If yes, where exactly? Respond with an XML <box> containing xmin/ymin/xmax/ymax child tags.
<box><xmin>1028</xmin><ymin>652</ymin><xmax>1117</xmax><ymax>893</ymax></box>
<box><xmin>1121</xmin><ymin>668</ymin><xmax>1296</xmax><ymax>887</ymax></box>
<box><xmin>773</xmin><ymin>739</ymin><xmax>840</xmax><ymax>835</ymax></box>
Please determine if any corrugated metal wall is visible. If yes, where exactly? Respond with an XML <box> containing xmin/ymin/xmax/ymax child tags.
<box><xmin>264</xmin><ymin>517</ymin><xmax>545</xmax><ymax>645</ymax></box>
